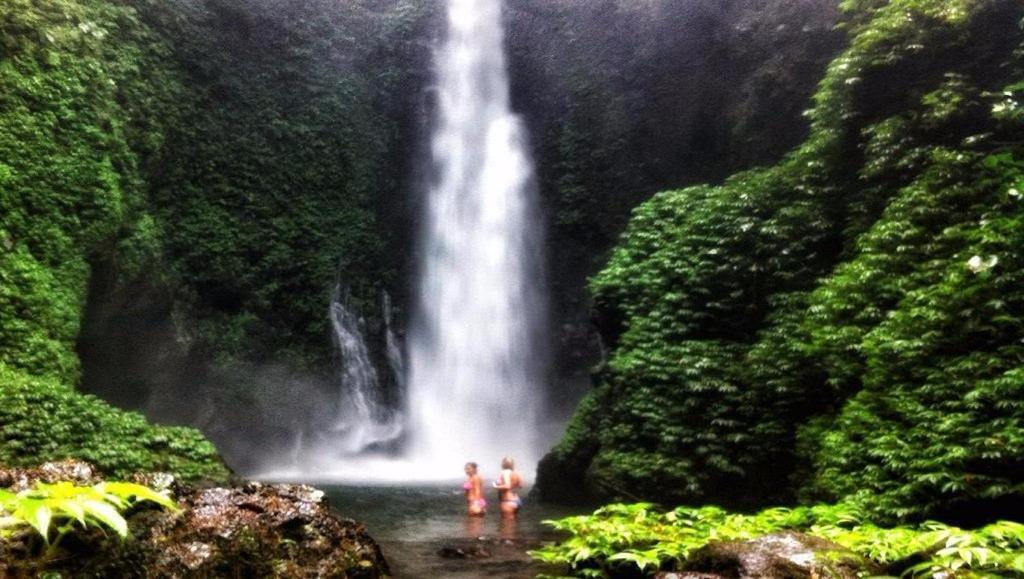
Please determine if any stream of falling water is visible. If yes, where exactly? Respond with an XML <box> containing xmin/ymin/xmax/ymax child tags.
<box><xmin>260</xmin><ymin>0</ymin><xmax>545</xmax><ymax>483</ymax></box>
<box><xmin>405</xmin><ymin>0</ymin><xmax>546</xmax><ymax>478</ymax></box>
<box><xmin>326</xmin><ymin>287</ymin><xmax>402</xmax><ymax>455</ymax></box>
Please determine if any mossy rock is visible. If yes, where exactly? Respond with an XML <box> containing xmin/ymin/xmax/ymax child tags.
<box><xmin>683</xmin><ymin>532</ymin><xmax>883</xmax><ymax>579</ymax></box>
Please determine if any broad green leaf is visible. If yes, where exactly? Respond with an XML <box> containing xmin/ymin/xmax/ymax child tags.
<box><xmin>82</xmin><ymin>500</ymin><xmax>128</xmax><ymax>538</ymax></box>
<box><xmin>20</xmin><ymin>499</ymin><xmax>53</xmax><ymax>542</ymax></box>
<box><xmin>96</xmin><ymin>482</ymin><xmax>177</xmax><ymax>511</ymax></box>
<box><xmin>0</xmin><ymin>489</ymin><xmax>16</xmax><ymax>506</ymax></box>
<box><xmin>54</xmin><ymin>498</ymin><xmax>87</xmax><ymax>527</ymax></box>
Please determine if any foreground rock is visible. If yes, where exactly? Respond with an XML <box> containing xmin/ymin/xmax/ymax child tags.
<box><xmin>681</xmin><ymin>531</ymin><xmax>881</xmax><ymax>579</ymax></box>
<box><xmin>0</xmin><ymin>460</ymin><xmax>388</xmax><ymax>578</ymax></box>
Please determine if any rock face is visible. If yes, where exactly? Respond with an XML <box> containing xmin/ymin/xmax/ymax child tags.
<box><xmin>0</xmin><ymin>461</ymin><xmax>389</xmax><ymax>578</ymax></box>
<box><xmin>682</xmin><ymin>532</ymin><xmax>881</xmax><ymax>579</ymax></box>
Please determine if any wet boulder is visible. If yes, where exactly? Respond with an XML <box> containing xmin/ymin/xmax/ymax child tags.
<box><xmin>0</xmin><ymin>461</ymin><xmax>389</xmax><ymax>578</ymax></box>
<box><xmin>683</xmin><ymin>532</ymin><xmax>881</xmax><ymax>579</ymax></box>
<box><xmin>0</xmin><ymin>459</ymin><xmax>100</xmax><ymax>490</ymax></box>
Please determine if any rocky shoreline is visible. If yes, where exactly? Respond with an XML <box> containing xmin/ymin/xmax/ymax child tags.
<box><xmin>0</xmin><ymin>461</ymin><xmax>389</xmax><ymax>578</ymax></box>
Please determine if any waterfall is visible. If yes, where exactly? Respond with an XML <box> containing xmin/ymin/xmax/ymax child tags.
<box><xmin>327</xmin><ymin>287</ymin><xmax>402</xmax><ymax>455</ymax></box>
<box><xmin>383</xmin><ymin>291</ymin><xmax>405</xmax><ymax>393</ymax></box>
<box><xmin>407</xmin><ymin>0</ymin><xmax>547</xmax><ymax>477</ymax></box>
<box><xmin>258</xmin><ymin>0</ymin><xmax>546</xmax><ymax>483</ymax></box>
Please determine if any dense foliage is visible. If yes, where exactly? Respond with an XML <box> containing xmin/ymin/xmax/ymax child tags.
<box><xmin>505</xmin><ymin>0</ymin><xmax>842</xmax><ymax>382</ymax></box>
<box><xmin>73</xmin><ymin>0</ymin><xmax>436</xmax><ymax>432</ymax></box>
<box><xmin>0</xmin><ymin>0</ymin><xmax>163</xmax><ymax>383</ymax></box>
<box><xmin>538</xmin><ymin>0</ymin><xmax>1024</xmax><ymax>522</ymax></box>
<box><xmin>0</xmin><ymin>0</ymin><xmax>230</xmax><ymax>479</ymax></box>
<box><xmin>531</xmin><ymin>502</ymin><xmax>1024</xmax><ymax>578</ymax></box>
<box><xmin>0</xmin><ymin>365</ymin><xmax>226</xmax><ymax>481</ymax></box>
<box><xmin>134</xmin><ymin>0</ymin><xmax>434</xmax><ymax>365</ymax></box>
<box><xmin>73</xmin><ymin>0</ymin><xmax>436</xmax><ymax>469</ymax></box>
<box><xmin>1</xmin><ymin>0</ymin><xmax>432</xmax><ymax>473</ymax></box>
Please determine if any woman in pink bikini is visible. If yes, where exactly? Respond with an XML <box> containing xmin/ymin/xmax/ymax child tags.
<box><xmin>463</xmin><ymin>462</ymin><xmax>486</xmax><ymax>516</ymax></box>
<box><xmin>493</xmin><ymin>456</ymin><xmax>523</xmax><ymax>517</ymax></box>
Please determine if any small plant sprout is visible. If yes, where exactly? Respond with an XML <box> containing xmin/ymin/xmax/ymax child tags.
<box><xmin>0</xmin><ymin>480</ymin><xmax>178</xmax><ymax>557</ymax></box>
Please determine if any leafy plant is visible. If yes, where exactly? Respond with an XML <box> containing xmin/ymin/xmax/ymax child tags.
<box><xmin>532</xmin><ymin>502</ymin><xmax>1024</xmax><ymax>578</ymax></box>
<box><xmin>538</xmin><ymin>0</ymin><xmax>1024</xmax><ymax>521</ymax></box>
<box><xmin>0</xmin><ymin>480</ymin><xmax>178</xmax><ymax>556</ymax></box>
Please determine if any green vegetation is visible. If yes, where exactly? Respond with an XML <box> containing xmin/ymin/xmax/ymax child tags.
<box><xmin>0</xmin><ymin>0</ymin><xmax>165</xmax><ymax>382</ymax></box>
<box><xmin>0</xmin><ymin>480</ymin><xmax>177</xmax><ymax>551</ymax></box>
<box><xmin>0</xmin><ymin>364</ymin><xmax>227</xmax><ymax>481</ymax></box>
<box><xmin>0</xmin><ymin>0</ymin><xmax>230</xmax><ymax>478</ymax></box>
<box><xmin>539</xmin><ymin>0</ymin><xmax>1024</xmax><ymax>521</ymax></box>
<box><xmin>137</xmin><ymin>0</ymin><xmax>434</xmax><ymax>365</ymax></box>
<box><xmin>506</xmin><ymin>0</ymin><xmax>842</xmax><ymax>374</ymax></box>
<box><xmin>531</xmin><ymin>502</ymin><xmax>1024</xmax><ymax>578</ymax></box>
<box><xmin>1</xmin><ymin>0</ymin><xmax>431</xmax><ymax>474</ymax></box>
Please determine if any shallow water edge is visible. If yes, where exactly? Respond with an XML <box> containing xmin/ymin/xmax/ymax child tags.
<box><xmin>324</xmin><ymin>485</ymin><xmax>586</xmax><ymax>578</ymax></box>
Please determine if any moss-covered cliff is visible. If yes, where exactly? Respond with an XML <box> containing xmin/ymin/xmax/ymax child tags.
<box><xmin>73</xmin><ymin>0</ymin><xmax>436</xmax><ymax>468</ymax></box>
<box><xmin>537</xmin><ymin>0</ymin><xmax>1024</xmax><ymax>524</ymax></box>
<box><xmin>0</xmin><ymin>0</ymin><xmax>228</xmax><ymax>479</ymax></box>
<box><xmin>1</xmin><ymin>0</ymin><xmax>432</xmax><ymax>476</ymax></box>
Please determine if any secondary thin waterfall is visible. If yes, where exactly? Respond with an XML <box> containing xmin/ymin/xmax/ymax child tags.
<box><xmin>408</xmin><ymin>0</ymin><xmax>547</xmax><ymax>476</ymax></box>
<box><xmin>383</xmin><ymin>292</ymin><xmax>405</xmax><ymax>394</ymax></box>
<box><xmin>328</xmin><ymin>287</ymin><xmax>402</xmax><ymax>454</ymax></box>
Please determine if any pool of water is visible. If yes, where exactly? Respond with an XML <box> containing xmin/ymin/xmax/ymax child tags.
<box><xmin>323</xmin><ymin>485</ymin><xmax>586</xmax><ymax>578</ymax></box>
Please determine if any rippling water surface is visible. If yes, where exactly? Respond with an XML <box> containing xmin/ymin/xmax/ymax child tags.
<box><xmin>325</xmin><ymin>485</ymin><xmax>585</xmax><ymax>578</ymax></box>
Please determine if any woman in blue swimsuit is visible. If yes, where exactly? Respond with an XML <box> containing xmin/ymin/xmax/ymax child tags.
<box><xmin>493</xmin><ymin>456</ymin><xmax>523</xmax><ymax>517</ymax></box>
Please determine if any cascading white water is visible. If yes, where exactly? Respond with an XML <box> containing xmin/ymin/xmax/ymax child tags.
<box><xmin>382</xmin><ymin>292</ymin><xmax>405</xmax><ymax>394</ymax></box>
<box><xmin>406</xmin><ymin>0</ymin><xmax>546</xmax><ymax>478</ymax></box>
<box><xmin>261</xmin><ymin>288</ymin><xmax>409</xmax><ymax>482</ymax></box>
<box><xmin>327</xmin><ymin>287</ymin><xmax>402</xmax><ymax>454</ymax></box>
<box><xmin>258</xmin><ymin>0</ymin><xmax>545</xmax><ymax>483</ymax></box>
